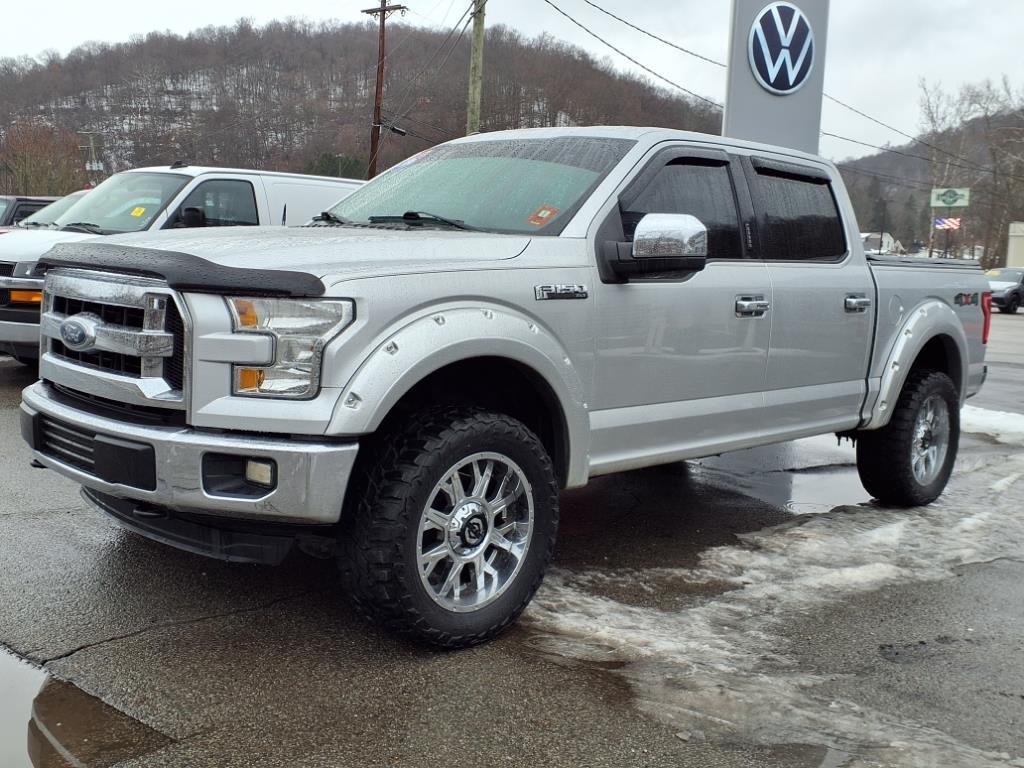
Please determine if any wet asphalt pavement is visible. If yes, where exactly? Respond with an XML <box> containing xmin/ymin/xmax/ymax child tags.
<box><xmin>1</xmin><ymin>314</ymin><xmax>1022</xmax><ymax>768</ymax></box>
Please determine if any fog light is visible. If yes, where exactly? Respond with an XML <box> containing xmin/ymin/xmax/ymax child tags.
<box><xmin>245</xmin><ymin>459</ymin><xmax>276</xmax><ymax>488</ymax></box>
<box><xmin>10</xmin><ymin>290</ymin><xmax>42</xmax><ymax>304</ymax></box>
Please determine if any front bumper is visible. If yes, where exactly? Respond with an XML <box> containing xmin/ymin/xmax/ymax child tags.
<box><xmin>21</xmin><ymin>381</ymin><xmax>359</xmax><ymax>524</ymax></box>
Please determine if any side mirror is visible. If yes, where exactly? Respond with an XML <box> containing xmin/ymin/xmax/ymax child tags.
<box><xmin>603</xmin><ymin>213</ymin><xmax>708</xmax><ymax>280</ymax></box>
<box><xmin>632</xmin><ymin>213</ymin><xmax>707</xmax><ymax>260</ymax></box>
<box><xmin>182</xmin><ymin>206</ymin><xmax>206</xmax><ymax>228</ymax></box>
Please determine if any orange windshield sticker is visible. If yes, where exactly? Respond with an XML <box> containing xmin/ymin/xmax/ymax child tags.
<box><xmin>527</xmin><ymin>205</ymin><xmax>560</xmax><ymax>227</ymax></box>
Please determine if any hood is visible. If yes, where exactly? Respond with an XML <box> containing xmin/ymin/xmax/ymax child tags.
<box><xmin>0</xmin><ymin>229</ymin><xmax>97</xmax><ymax>263</ymax></box>
<box><xmin>91</xmin><ymin>226</ymin><xmax>531</xmax><ymax>280</ymax></box>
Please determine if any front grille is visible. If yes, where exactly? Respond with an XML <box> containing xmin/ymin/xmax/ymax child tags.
<box><xmin>42</xmin><ymin>272</ymin><xmax>187</xmax><ymax>405</ymax></box>
<box><xmin>0</xmin><ymin>261</ymin><xmax>12</xmax><ymax>304</ymax></box>
<box><xmin>164</xmin><ymin>302</ymin><xmax>185</xmax><ymax>391</ymax></box>
<box><xmin>39</xmin><ymin>415</ymin><xmax>96</xmax><ymax>474</ymax></box>
<box><xmin>51</xmin><ymin>383</ymin><xmax>187</xmax><ymax>427</ymax></box>
<box><xmin>51</xmin><ymin>340</ymin><xmax>143</xmax><ymax>377</ymax></box>
<box><xmin>52</xmin><ymin>295</ymin><xmax>145</xmax><ymax>329</ymax></box>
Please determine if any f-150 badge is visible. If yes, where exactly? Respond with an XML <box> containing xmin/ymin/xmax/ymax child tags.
<box><xmin>534</xmin><ymin>284</ymin><xmax>589</xmax><ymax>301</ymax></box>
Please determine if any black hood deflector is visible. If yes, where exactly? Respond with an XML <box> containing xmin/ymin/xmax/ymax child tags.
<box><xmin>38</xmin><ymin>242</ymin><xmax>325</xmax><ymax>297</ymax></box>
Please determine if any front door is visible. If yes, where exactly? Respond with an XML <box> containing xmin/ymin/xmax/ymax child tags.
<box><xmin>588</xmin><ymin>146</ymin><xmax>772</xmax><ymax>475</ymax></box>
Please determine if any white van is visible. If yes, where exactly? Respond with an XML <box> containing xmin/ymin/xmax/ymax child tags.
<box><xmin>0</xmin><ymin>165</ymin><xmax>362</xmax><ymax>363</ymax></box>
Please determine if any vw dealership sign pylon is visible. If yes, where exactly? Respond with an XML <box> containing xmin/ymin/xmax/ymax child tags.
<box><xmin>724</xmin><ymin>0</ymin><xmax>830</xmax><ymax>154</ymax></box>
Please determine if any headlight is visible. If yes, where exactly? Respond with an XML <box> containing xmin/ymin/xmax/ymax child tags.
<box><xmin>226</xmin><ymin>297</ymin><xmax>355</xmax><ymax>399</ymax></box>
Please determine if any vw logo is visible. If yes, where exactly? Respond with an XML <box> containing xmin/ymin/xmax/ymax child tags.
<box><xmin>59</xmin><ymin>315</ymin><xmax>99</xmax><ymax>352</ymax></box>
<box><xmin>748</xmin><ymin>2</ymin><xmax>815</xmax><ymax>96</ymax></box>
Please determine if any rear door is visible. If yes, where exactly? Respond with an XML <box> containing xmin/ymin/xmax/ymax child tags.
<box><xmin>744</xmin><ymin>155</ymin><xmax>874</xmax><ymax>434</ymax></box>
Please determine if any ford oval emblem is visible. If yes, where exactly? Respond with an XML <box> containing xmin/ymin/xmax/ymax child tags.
<box><xmin>59</xmin><ymin>316</ymin><xmax>97</xmax><ymax>352</ymax></box>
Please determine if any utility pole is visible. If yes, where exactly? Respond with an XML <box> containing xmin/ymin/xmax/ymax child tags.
<box><xmin>466</xmin><ymin>0</ymin><xmax>486</xmax><ymax>135</ymax></box>
<box><xmin>78</xmin><ymin>132</ymin><xmax>104</xmax><ymax>187</ymax></box>
<box><xmin>363</xmin><ymin>1</ymin><xmax>407</xmax><ymax>179</ymax></box>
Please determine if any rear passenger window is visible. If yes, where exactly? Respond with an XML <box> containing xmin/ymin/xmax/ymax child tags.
<box><xmin>753</xmin><ymin>170</ymin><xmax>846</xmax><ymax>261</ymax></box>
<box><xmin>622</xmin><ymin>160</ymin><xmax>742</xmax><ymax>259</ymax></box>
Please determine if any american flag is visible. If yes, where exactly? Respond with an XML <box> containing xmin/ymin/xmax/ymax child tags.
<box><xmin>935</xmin><ymin>217</ymin><xmax>962</xmax><ymax>230</ymax></box>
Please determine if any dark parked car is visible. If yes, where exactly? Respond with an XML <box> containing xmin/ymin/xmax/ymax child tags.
<box><xmin>986</xmin><ymin>268</ymin><xmax>1024</xmax><ymax>314</ymax></box>
<box><xmin>0</xmin><ymin>195</ymin><xmax>58</xmax><ymax>228</ymax></box>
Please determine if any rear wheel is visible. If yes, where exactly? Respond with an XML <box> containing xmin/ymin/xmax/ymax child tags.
<box><xmin>856</xmin><ymin>371</ymin><xmax>959</xmax><ymax>506</ymax></box>
<box><xmin>340</xmin><ymin>407</ymin><xmax>559</xmax><ymax>648</ymax></box>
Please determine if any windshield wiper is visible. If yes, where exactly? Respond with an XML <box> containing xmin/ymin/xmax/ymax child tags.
<box><xmin>367</xmin><ymin>211</ymin><xmax>476</xmax><ymax>231</ymax></box>
<box><xmin>311</xmin><ymin>210</ymin><xmax>351</xmax><ymax>225</ymax></box>
<box><xmin>60</xmin><ymin>222</ymin><xmax>105</xmax><ymax>235</ymax></box>
<box><xmin>18</xmin><ymin>221</ymin><xmax>54</xmax><ymax>228</ymax></box>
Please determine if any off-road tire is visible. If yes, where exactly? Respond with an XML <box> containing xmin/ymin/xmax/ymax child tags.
<box><xmin>856</xmin><ymin>370</ymin><xmax>959</xmax><ymax>506</ymax></box>
<box><xmin>339</xmin><ymin>407</ymin><xmax>559</xmax><ymax>648</ymax></box>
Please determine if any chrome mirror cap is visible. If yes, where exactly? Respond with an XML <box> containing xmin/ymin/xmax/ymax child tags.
<box><xmin>632</xmin><ymin>213</ymin><xmax>708</xmax><ymax>260</ymax></box>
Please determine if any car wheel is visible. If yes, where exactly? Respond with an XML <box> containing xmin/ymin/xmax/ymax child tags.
<box><xmin>1008</xmin><ymin>298</ymin><xmax>1020</xmax><ymax>314</ymax></box>
<box><xmin>340</xmin><ymin>407</ymin><xmax>559</xmax><ymax>648</ymax></box>
<box><xmin>856</xmin><ymin>370</ymin><xmax>959</xmax><ymax>506</ymax></box>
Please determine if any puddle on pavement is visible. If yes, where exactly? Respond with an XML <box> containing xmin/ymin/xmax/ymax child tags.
<box><xmin>700</xmin><ymin>464</ymin><xmax>872</xmax><ymax>516</ymax></box>
<box><xmin>0</xmin><ymin>647</ymin><xmax>170</xmax><ymax>768</ymax></box>
<box><xmin>693</xmin><ymin>435</ymin><xmax>871</xmax><ymax>515</ymax></box>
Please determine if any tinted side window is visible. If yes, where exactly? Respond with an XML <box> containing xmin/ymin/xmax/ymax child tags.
<box><xmin>622</xmin><ymin>160</ymin><xmax>742</xmax><ymax>259</ymax></box>
<box><xmin>753</xmin><ymin>171</ymin><xmax>846</xmax><ymax>260</ymax></box>
<box><xmin>12</xmin><ymin>203</ymin><xmax>43</xmax><ymax>223</ymax></box>
<box><xmin>176</xmin><ymin>180</ymin><xmax>259</xmax><ymax>227</ymax></box>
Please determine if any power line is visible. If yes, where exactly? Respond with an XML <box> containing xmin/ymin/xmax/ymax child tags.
<box><xmin>824</xmin><ymin>131</ymin><xmax>1024</xmax><ymax>184</ymax></box>
<box><xmin>540</xmin><ymin>0</ymin><xmax>723</xmax><ymax>110</ymax></box>
<box><xmin>834</xmin><ymin>163</ymin><xmax>935</xmax><ymax>192</ymax></box>
<box><xmin>579</xmin><ymin>0</ymin><xmax>984</xmax><ymax>168</ymax></box>
<box><xmin>581</xmin><ymin>0</ymin><xmax>726</xmax><ymax>69</ymax></box>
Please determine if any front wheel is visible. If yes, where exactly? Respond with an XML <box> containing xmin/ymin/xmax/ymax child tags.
<box><xmin>340</xmin><ymin>408</ymin><xmax>559</xmax><ymax>648</ymax></box>
<box><xmin>1007</xmin><ymin>298</ymin><xmax>1020</xmax><ymax>314</ymax></box>
<box><xmin>856</xmin><ymin>371</ymin><xmax>959</xmax><ymax>506</ymax></box>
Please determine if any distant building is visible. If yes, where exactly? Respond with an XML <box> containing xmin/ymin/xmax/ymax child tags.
<box><xmin>1008</xmin><ymin>222</ymin><xmax>1024</xmax><ymax>267</ymax></box>
<box><xmin>861</xmin><ymin>232</ymin><xmax>905</xmax><ymax>255</ymax></box>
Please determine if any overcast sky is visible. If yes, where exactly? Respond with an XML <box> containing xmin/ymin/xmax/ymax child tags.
<box><xmin>1</xmin><ymin>0</ymin><xmax>1017</xmax><ymax>161</ymax></box>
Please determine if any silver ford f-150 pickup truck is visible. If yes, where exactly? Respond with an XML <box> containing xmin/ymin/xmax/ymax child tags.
<box><xmin>20</xmin><ymin>127</ymin><xmax>991</xmax><ymax>648</ymax></box>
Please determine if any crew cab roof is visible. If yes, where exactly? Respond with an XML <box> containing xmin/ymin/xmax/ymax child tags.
<box><xmin>449</xmin><ymin>125</ymin><xmax>833</xmax><ymax>166</ymax></box>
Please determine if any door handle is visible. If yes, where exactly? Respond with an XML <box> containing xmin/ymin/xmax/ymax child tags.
<box><xmin>736</xmin><ymin>297</ymin><xmax>771</xmax><ymax>317</ymax></box>
<box><xmin>845</xmin><ymin>295</ymin><xmax>873</xmax><ymax>312</ymax></box>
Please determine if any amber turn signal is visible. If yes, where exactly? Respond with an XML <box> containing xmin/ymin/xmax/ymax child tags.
<box><xmin>233</xmin><ymin>299</ymin><xmax>258</xmax><ymax>328</ymax></box>
<box><xmin>9</xmin><ymin>290</ymin><xmax>42</xmax><ymax>304</ymax></box>
<box><xmin>236</xmin><ymin>368</ymin><xmax>266</xmax><ymax>391</ymax></box>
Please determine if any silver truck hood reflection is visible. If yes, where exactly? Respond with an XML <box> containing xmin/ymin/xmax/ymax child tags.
<box><xmin>99</xmin><ymin>226</ymin><xmax>532</xmax><ymax>280</ymax></box>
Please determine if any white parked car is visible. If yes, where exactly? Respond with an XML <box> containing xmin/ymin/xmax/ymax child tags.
<box><xmin>0</xmin><ymin>165</ymin><xmax>362</xmax><ymax>364</ymax></box>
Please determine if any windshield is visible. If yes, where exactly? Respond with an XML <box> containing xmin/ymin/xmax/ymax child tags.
<box><xmin>53</xmin><ymin>172</ymin><xmax>189</xmax><ymax>234</ymax></box>
<box><xmin>328</xmin><ymin>136</ymin><xmax>635</xmax><ymax>235</ymax></box>
<box><xmin>0</xmin><ymin>199</ymin><xmax>8</xmax><ymax>220</ymax></box>
<box><xmin>18</xmin><ymin>191</ymin><xmax>89</xmax><ymax>227</ymax></box>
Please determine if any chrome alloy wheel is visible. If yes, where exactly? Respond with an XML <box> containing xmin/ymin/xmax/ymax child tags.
<box><xmin>417</xmin><ymin>452</ymin><xmax>534</xmax><ymax>613</ymax></box>
<box><xmin>911</xmin><ymin>394</ymin><xmax>950</xmax><ymax>486</ymax></box>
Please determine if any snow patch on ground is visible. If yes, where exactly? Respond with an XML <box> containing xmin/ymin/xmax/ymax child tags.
<box><xmin>962</xmin><ymin>405</ymin><xmax>1024</xmax><ymax>446</ymax></box>
<box><xmin>526</xmin><ymin>437</ymin><xmax>1024</xmax><ymax>766</ymax></box>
